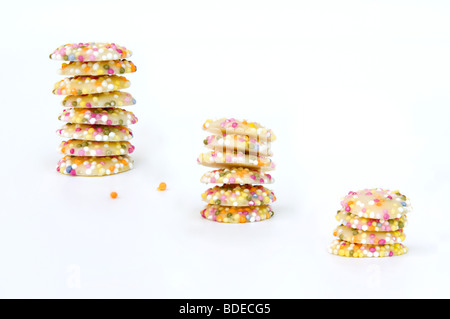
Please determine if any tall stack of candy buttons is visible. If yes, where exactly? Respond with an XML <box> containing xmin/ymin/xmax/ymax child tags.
<box><xmin>198</xmin><ymin>118</ymin><xmax>277</xmax><ymax>223</ymax></box>
<box><xmin>329</xmin><ymin>188</ymin><xmax>412</xmax><ymax>258</ymax></box>
<box><xmin>50</xmin><ymin>42</ymin><xmax>138</xmax><ymax>176</ymax></box>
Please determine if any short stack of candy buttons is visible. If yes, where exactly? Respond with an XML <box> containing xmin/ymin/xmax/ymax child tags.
<box><xmin>50</xmin><ymin>42</ymin><xmax>138</xmax><ymax>177</ymax></box>
<box><xmin>329</xmin><ymin>188</ymin><xmax>412</xmax><ymax>258</ymax></box>
<box><xmin>199</xmin><ymin>118</ymin><xmax>276</xmax><ymax>223</ymax></box>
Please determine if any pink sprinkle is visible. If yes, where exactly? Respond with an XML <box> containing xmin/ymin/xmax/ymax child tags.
<box><xmin>389</xmin><ymin>251</ymin><xmax>394</xmax><ymax>256</ymax></box>
<box><xmin>106</xmin><ymin>120</ymin><xmax>112</xmax><ymax>125</ymax></box>
<box><xmin>78</xmin><ymin>150</ymin><xmax>85</xmax><ymax>156</ymax></box>
<box><xmin>108</xmin><ymin>68</ymin><xmax>114</xmax><ymax>75</ymax></box>
<box><xmin>78</xmin><ymin>55</ymin><xmax>84</xmax><ymax>61</ymax></box>
<box><xmin>86</xmin><ymin>103</ymin><xmax>92</xmax><ymax>107</ymax></box>
<box><xmin>369</xmin><ymin>247</ymin><xmax>376</xmax><ymax>253</ymax></box>
<box><xmin>379</xmin><ymin>239</ymin><xmax>386</xmax><ymax>245</ymax></box>
<box><xmin>210</xmin><ymin>178</ymin><xmax>216</xmax><ymax>183</ymax></box>
<box><xmin>70</xmin><ymin>169</ymin><xmax>76</xmax><ymax>176</ymax></box>
<box><xmin>70</xmin><ymin>149</ymin><xmax>74</xmax><ymax>154</ymax></box>
<box><xmin>229</xmin><ymin>177</ymin><xmax>235</xmax><ymax>183</ymax></box>
<box><xmin>250</xmin><ymin>175</ymin><xmax>256</xmax><ymax>180</ymax></box>
<box><xmin>383</xmin><ymin>214</ymin><xmax>390</xmax><ymax>219</ymax></box>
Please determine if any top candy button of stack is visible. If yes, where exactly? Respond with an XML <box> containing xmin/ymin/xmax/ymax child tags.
<box><xmin>198</xmin><ymin>118</ymin><xmax>277</xmax><ymax>223</ymax></box>
<box><xmin>329</xmin><ymin>188</ymin><xmax>412</xmax><ymax>258</ymax></box>
<box><xmin>49</xmin><ymin>42</ymin><xmax>132</xmax><ymax>61</ymax></box>
<box><xmin>50</xmin><ymin>42</ymin><xmax>138</xmax><ymax>177</ymax></box>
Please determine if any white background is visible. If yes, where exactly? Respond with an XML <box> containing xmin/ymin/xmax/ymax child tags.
<box><xmin>0</xmin><ymin>0</ymin><xmax>449</xmax><ymax>298</ymax></box>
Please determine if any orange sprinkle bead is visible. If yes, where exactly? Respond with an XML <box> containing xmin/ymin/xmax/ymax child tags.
<box><xmin>157</xmin><ymin>182</ymin><xmax>167</xmax><ymax>191</ymax></box>
<box><xmin>110</xmin><ymin>192</ymin><xmax>118</xmax><ymax>199</ymax></box>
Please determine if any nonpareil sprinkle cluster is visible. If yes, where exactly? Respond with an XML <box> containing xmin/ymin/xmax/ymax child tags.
<box><xmin>50</xmin><ymin>42</ymin><xmax>138</xmax><ymax>177</ymax></box>
<box><xmin>198</xmin><ymin>118</ymin><xmax>277</xmax><ymax>223</ymax></box>
<box><xmin>329</xmin><ymin>188</ymin><xmax>412</xmax><ymax>258</ymax></box>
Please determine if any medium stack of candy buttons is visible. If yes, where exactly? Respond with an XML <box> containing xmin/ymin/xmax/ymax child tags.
<box><xmin>198</xmin><ymin>118</ymin><xmax>277</xmax><ymax>223</ymax></box>
<box><xmin>329</xmin><ymin>188</ymin><xmax>412</xmax><ymax>258</ymax></box>
<box><xmin>50</xmin><ymin>42</ymin><xmax>138</xmax><ymax>176</ymax></box>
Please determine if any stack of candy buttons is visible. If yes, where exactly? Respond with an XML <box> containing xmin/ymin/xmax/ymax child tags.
<box><xmin>198</xmin><ymin>118</ymin><xmax>277</xmax><ymax>223</ymax></box>
<box><xmin>329</xmin><ymin>188</ymin><xmax>412</xmax><ymax>258</ymax></box>
<box><xmin>50</xmin><ymin>42</ymin><xmax>138</xmax><ymax>176</ymax></box>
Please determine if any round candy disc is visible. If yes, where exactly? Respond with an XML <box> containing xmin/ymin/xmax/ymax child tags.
<box><xmin>56</xmin><ymin>155</ymin><xmax>134</xmax><ymax>176</ymax></box>
<box><xmin>335</xmin><ymin>210</ymin><xmax>407</xmax><ymax>232</ymax></box>
<box><xmin>59</xmin><ymin>59</ymin><xmax>137</xmax><ymax>76</ymax></box>
<box><xmin>329</xmin><ymin>239</ymin><xmax>408</xmax><ymax>258</ymax></box>
<box><xmin>200</xmin><ymin>168</ymin><xmax>274</xmax><ymax>184</ymax></box>
<box><xmin>341</xmin><ymin>188</ymin><xmax>412</xmax><ymax>219</ymax></box>
<box><xmin>203</xmin><ymin>134</ymin><xmax>273</xmax><ymax>156</ymax></box>
<box><xmin>57</xmin><ymin>123</ymin><xmax>133</xmax><ymax>141</ymax></box>
<box><xmin>333</xmin><ymin>225</ymin><xmax>405</xmax><ymax>245</ymax></box>
<box><xmin>197</xmin><ymin>151</ymin><xmax>275</xmax><ymax>171</ymax></box>
<box><xmin>62</xmin><ymin>91</ymin><xmax>136</xmax><ymax>108</ymax></box>
<box><xmin>203</xmin><ymin>118</ymin><xmax>276</xmax><ymax>141</ymax></box>
<box><xmin>201</xmin><ymin>184</ymin><xmax>276</xmax><ymax>207</ymax></box>
<box><xmin>59</xmin><ymin>140</ymin><xmax>135</xmax><ymax>157</ymax></box>
<box><xmin>50</xmin><ymin>42</ymin><xmax>132</xmax><ymax>61</ymax></box>
<box><xmin>53</xmin><ymin>75</ymin><xmax>131</xmax><ymax>95</ymax></box>
<box><xmin>58</xmin><ymin>108</ymin><xmax>138</xmax><ymax>126</ymax></box>
<box><xmin>200</xmin><ymin>205</ymin><xmax>274</xmax><ymax>223</ymax></box>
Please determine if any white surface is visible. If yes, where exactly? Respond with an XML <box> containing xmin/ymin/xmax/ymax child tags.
<box><xmin>1</xmin><ymin>0</ymin><xmax>450</xmax><ymax>298</ymax></box>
